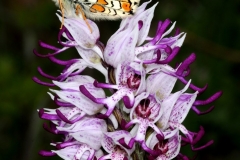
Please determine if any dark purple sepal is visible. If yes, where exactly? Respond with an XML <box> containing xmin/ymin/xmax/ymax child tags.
<box><xmin>33</xmin><ymin>48</ymin><xmax>64</xmax><ymax>58</ymax></box>
<box><xmin>39</xmin><ymin>40</ymin><xmax>60</xmax><ymax>51</ymax></box>
<box><xmin>194</xmin><ymin>91</ymin><xmax>222</xmax><ymax>106</ymax></box>
<box><xmin>176</xmin><ymin>153</ymin><xmax>191</xmax><ymax>160</ymax></box>
<box><xmin>66</xmin><ymin>70</ymin><xmax>83</xmax><ymax>77</ymax></box>
<box><xmin>37</xmin><ymin>67</ymin><xmax>58</xmax><ymax>80</ymax></box>
<box><xmin>177</xmin><ymin>76</ymin><xmax>208</xmax><ymax>93</ymax></box>
<box><xmin>48</xmin><ymin>56</ymin><xmax>78</xmax><ymax>66</ymax></box>
<box><xmin>191</xmin><ymin>105</ymin><xmax>215</xmax><ymax>115</ymax></box>
<box><xmin>56</xmin><ymin>109</ymin><xmax>83</xmax><ymax>123</ymax></box>
<box><xmin>151</xmin><ymin>19</ymin><xmax>171</xmax><ymax>45</ymax></box>
<box><xmin>38</xmin><ymin>108</ymin><xmax>59</xmax><ymax>120</ymax></box>
<box><xmin>54</xmin><ymin>96</ymin><xmax>74</xmax><ymax>107</ymax></box>
<box><xmin>32</xmin><ymin>77</ymin><xmax>55</xmax><ymax>87</ymax></box>
<box><xmin>181</xmin><ymin>126</ymin><xmax>214</xmax><ymax>151</ymax></box>
<box><xmin>157</xmin><ymin>47</ymin><xmax>180</xmax><ymax>64</ymax></box>
<box><xmin>154</xmin><ymin>21</ymin><xmax>162</xmax><ymax>40</ymax></box>
<box><xmin>56</xmin><ymin>141</ymin><xmax>77</xmax><ymax>149</ymax></box>
<box><xmin>182</xmin><ymin>66</ymin><xmax>190</xmax><ymax>77</ymax></box>
<box><xmin>79</xmin><ymin>85</ymin><xmax>104</xmax><ymax>104</ymax></box>
<box><xmin>176</xmin><ymin>53</ymin><xmax>196</xmax><ymax>76</ymax></box>
<box><xmin>191</xmin><ymin>139</ymin><xmax>214</xmax><ymax>151</ymax></box>
<box><xmin>143</xmin><ymin>49</ymin><xmax>163</xmax><ymax>64</ymax></box>
<box><xmin>39</xmin><ymin>150</ymin><xmax>56</xmax><ymax>156</ymax></box>
<box><xmin>56</xmin><ymin>109</ymin><xmax>73</xmax><ymax>124</ymax></box>
<box><xmin>42</xmin><ymin>122</ymin><xmax>58</xmax><ymax>134</ymax></box>
<box><xmin>60</xmin><ymin>26</ymin><xmax>74</xmax><ymax>41</ymax></box>
<box><xmin>58</xmin><ymin>27</ymin><xmax>76</xmax><ymax>47</ymax></box>
<box><xmin>57</xmin><ymin>68</ymin><xmax>82</xmax><ymax>82</ymax></box>
<box><xmin>43</xmin><ymin>122</ymin><xmax>66</xmax><ymax>135</ymax></box>
<box><xmin>175</xmin><ymin>62</ymin><xmax>191</xmax><ymax>78</ymax></box>
<box><xmin>192</xmin><ymin>126</ymin><xmax>209</xmax><ymax>145</ymax></box>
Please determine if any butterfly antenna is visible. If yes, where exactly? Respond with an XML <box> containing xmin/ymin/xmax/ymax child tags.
<box><xmin>75</xmin><ymin>4</ymin><xmax>93</xmax><ymax>33</ymax></box>
<box><xmin>58</xmin><ymin>0</ymin><xmax>64</xmax><ymax>29</ymax></box>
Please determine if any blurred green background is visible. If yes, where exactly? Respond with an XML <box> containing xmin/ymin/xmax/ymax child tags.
<box><xmin>0</xmin><ymin>0</ymin><xmax>240</xmax><ymax>159</ymax></box>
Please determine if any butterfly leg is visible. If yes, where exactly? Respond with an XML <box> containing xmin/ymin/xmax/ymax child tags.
<box><xmin>75</xmin><ymin>4</ymin><xmax>93</xmax><ymax>33</ymax></box>
<box><xmin>58</xmin><ymin>0</ymin><xmax>65</xmax><ymax>29</ymax></box>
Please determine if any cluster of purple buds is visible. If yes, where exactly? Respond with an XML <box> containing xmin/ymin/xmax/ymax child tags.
<box><xmin>34</xmin><ymin>1</ymin><xmax>222</xmax><ymax>160</ymax></box>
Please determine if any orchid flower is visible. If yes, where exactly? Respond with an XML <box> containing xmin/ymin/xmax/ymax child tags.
<box><xmin>35</xmin><ymin>1</ymin><xmax>222</xmax><ymax>160</ymax></box>
<box><xmin>100</xmin><ymin>130</ymin><xmax>135</xmax><ymax>160</ymax></box>
<box><xmin>40</xmin><ymin>143</ymin><xmax>104</xmax><ymax>160</ymax></box>
<box><xmin>147</xmin><ymin>131</ymin><xmax>181</xmax><ymax>160</ymax></box>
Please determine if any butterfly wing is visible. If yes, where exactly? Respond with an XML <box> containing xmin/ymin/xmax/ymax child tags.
<box><xmin>52</xmin><ymin>0</ymin><xmax>140</xmax><ymax>20</ymax></box>
<box><xmin>79</xmin><ymin>0</ymin><xmax>140</xmax><ymax>20</ymax></box>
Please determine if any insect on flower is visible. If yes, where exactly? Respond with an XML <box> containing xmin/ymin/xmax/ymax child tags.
<box><xmin>53</xmin><ymin>0</ymin><xmax>140</xmax><ymax>32</ymax></box>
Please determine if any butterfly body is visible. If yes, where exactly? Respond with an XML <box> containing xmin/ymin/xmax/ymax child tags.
<box><xmin>53</xmin><ymin>0</ymin><xmax>140</xmax><ymax>20</ymax></box>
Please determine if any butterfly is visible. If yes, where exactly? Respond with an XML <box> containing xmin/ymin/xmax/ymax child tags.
<box><xmin>52</xmin><ymin>0</ymin><xmax>140</xmax><ymax>20</ymax></box>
